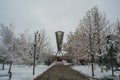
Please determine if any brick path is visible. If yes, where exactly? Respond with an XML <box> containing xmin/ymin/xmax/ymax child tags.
<box><xmin>34</xmin><ymin>63</ymin><xmax>89</xmax><ymax>80</ymax></box>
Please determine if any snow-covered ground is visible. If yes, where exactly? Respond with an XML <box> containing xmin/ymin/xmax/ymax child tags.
<box><xmin>0</xmin><ymin>63</ymin><xmax>54</xmax><ymax>80</ymax></box>
<box><xmin>72</xmin><ymin>65</ymin><xmax>120</xmax><ymax>80</ymax></box>
<box><xmin>0</xmin><ymin>62</ymin><xmax>120</xmax><ymax>80</ymax></box>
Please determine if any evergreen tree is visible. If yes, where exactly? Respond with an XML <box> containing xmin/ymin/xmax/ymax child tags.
<box><xmin>102</xmin><ymin>35</ymin><xmax>119</xmax><ymax>76</ymax></box>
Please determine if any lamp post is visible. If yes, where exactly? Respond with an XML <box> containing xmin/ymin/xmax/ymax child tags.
<box><xmin>55</xmin><ymin>31</ymin><xmax>64</xmax><ymax>56</ymax></box>
<box><xmin>33</xmin><ymin>31</ymin><xmax>40</xmax><ymax>75</ymax></box>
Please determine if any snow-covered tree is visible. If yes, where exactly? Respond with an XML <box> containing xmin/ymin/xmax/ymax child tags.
<box><xmin>115</xmin><ymin>19</ymin><xmax>120</xmax><ymax>64</ymax></box>
<box><xmin>64</xmin><ymin>6</ymin><xmax>110</xmax><ymax>63</ymax></box>
<box><xmin>14</xmin><ymin>31</ymin><xmax>33</xmax><ymax>64</ymax></box>
<box><xmin>0</xmin><ymin>24</ymin><xmax>16</xmax><ymax>61</ymax></box>
<box><xmin>0</xmin><ymin>24</ymin><xmax>53</xmax><ymax>64</ymax></box>
<box><xmin>35</xmin><ymin>29</ymin><xmax>53</xmax><ymax>64</ymax></box>
<box><xmin>0</xmin><ymin>24</ymin><xmax>32</xmax><ymax>64</ymax></box>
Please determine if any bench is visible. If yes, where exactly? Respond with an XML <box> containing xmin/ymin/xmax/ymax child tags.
<box><xmin>0</xmin><ymin>60</ymin><xmax>12</xmax><ymax>80</ymax></box>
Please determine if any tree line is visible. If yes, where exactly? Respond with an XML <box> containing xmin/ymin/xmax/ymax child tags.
<box><xmin>0</xmin><ymin>24</ymin><xmax>53</xmax><ymax>64</ymax></box>
<box><xmin>63</xmin><ymin>6</ymin><xmax>120</xmax><ymax>68</ymax></box>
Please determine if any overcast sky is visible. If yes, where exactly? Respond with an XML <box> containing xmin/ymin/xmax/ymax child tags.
<box><xmin>0</xmin><ymin>0</ymin><xmax>120</xmax><ymax>48</ymax></box>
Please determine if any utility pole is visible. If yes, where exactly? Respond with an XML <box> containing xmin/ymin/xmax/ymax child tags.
<box><xmin>33</xmin><ymin>31</ymin><xmax>40</xmax><ymax>75</ymax></box>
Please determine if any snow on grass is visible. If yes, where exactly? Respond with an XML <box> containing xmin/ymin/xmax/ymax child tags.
<box><xmin>1</xmin><ymin>63</ymin><xmax>119</xmax><ymax>80</ymax></box>
<box><xmin>72</xmin><ymin>65</ymin><xmax>120</xmax><ymax>80</ymax></box>
<box><xmin>0</xmin><ymin>63</ymin><xmax>55</xmax><ymax>80</ymax></box>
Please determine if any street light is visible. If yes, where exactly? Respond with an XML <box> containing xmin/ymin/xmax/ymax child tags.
<box><xmin>55</xmin><ymin>31</ymin><xmax>64</xmax><ymax>55</ymax></box>
<box><xmin>33</xmin><ymin>31</ymin><xmax>40</xmax><ymax>75</ymax></box>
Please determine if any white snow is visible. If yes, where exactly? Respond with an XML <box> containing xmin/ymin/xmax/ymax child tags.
<box><xmin>0</xmin><ymin>63</ymin><xmax>120</xmax><ymax>80</ymax></box>
<box><xmin>0</xmin><ymin>63</ymin><xmax>54</xmax><ymax>80</ymax></box>
<box><xmin>72</xmin><ymin>65</ymin><xmax>120</xmax><ymax>80</ymax></box>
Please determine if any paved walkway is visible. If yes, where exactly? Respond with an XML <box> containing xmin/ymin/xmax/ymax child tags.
<box><xmin>34</xmin><ymin>63</ymin><xmax>89</xmax><ymax>80</ymax></box>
